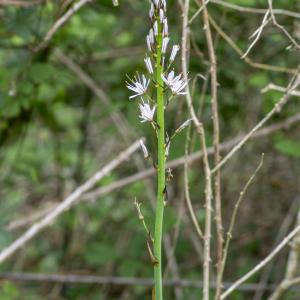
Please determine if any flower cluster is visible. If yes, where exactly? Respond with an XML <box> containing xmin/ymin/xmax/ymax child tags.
<box><xmin>126</xmin><ymin>0</ymin><xmax>187</xmax><ymax>114</ymax></box>
<box><xmin>126</xmin><ymin>0</ymin><xmax>188</xmax><ymax>158</ymax></box>
<box><xmin>145</xmin><ymin>1</ymin><xmax>186</xmax><ymax>96</ymax></box>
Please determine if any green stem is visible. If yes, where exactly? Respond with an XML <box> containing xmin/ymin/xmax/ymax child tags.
<box><xmin>154</xmin><ymin>23</ymin><xmax>165</xmax><ymax>300</ymax></box>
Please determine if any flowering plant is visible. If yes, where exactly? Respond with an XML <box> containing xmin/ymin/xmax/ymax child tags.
<box><xmin>126</xmin><ymin>1</ymin><xmax>188</xmax><ymax>299</ymax></box>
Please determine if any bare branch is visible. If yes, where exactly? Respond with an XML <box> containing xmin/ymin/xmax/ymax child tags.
<box><xmin>241</xmin><ymin>10</ymin><xmax>270</xmax><ymax>59</ymax></box>
<box><xmin>197</xmin><ymin>1</ymin><xmax>223</xmax><ymax>290</ymax></box>
<box><xmin>181</xmin><ymin>1</ymin><xmax>213</xmax><ymax>299</ymax></box>
<box><xmin>262</xmin><ymin>83</ymin><xmax>300</xmax><ymax>97</ymax></box>
<box><xmin>208</xmin><ymin>15</ymin><xmax>297</xmax><ymax>75</ymax></box>
<box><xmin>268</xmin><ymin>0</ymin><xmax>300</xmax><ymax>51</ymax></box>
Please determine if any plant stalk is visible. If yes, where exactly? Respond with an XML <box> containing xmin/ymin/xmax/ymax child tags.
<box><xmin>153</xmin><ymin>21</ymin><xmax>165</xmax><ymax>300</ymax></box>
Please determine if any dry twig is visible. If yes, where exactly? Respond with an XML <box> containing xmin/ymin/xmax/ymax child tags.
<box><xmin>268</xmin><ymin>0</ymin><xmax>300</xmax><ymax>51</ymax></box>
<box><xmin>262</xmin><ymin>83</ymin><xmax>300</xmax><ymax>97</ymax></box>
<box><xmin>181</xmin><ymin>1</ymin><xmax>213</xmax><ymax>298</ymax></box>
<box><xmin>208</xmin><ymin>15</ymin><xmax>297</xmax><ymax>75</ymax></box>
<box><xmin>197</xmin><ymin>2</ymin><xmax>223</xmax><ymax>293</ymax></box>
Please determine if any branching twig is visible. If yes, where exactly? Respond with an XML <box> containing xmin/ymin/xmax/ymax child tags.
<box><xmin>208</xmin><ymin>15</ymin><xmax>297</xmax><ymax>75</ymax></box>
<box><xmin>268</xmin><ymin>0</ymin><xmax>300</xmax><ymax>51</ymax></box>
<box><xmin>241</xmin><ymin>10</ymin><xmax>270</xmax><ymax>59</ymax></box>
<box><xmin>262</xmin><ymin>83</ymin><xmax>300</xmax><ymax>97</ymax></box>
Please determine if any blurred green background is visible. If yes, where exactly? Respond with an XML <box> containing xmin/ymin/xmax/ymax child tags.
<box><xmin>0</xmin><ymin>0</ymin><xmax>300</xmax><ymax>299</ymax></box>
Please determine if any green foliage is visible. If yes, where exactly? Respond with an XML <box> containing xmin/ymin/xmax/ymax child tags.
<box><xmin>0</xmin><ymin>282</ymin><xmax>20</xmax><ymax>300</ymax></box>
<box><xmin>274</xmin><ymin>134</ymin><xmax>300</xmax><ymax>158</ymax></box>
<box><xmin>0</xmin><ymin>0</ymin><xmax>299</xmax><ymax>299</ymax></box>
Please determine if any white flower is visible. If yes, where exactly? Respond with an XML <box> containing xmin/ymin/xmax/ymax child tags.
<box><xmin>165</xmin><ymin>134</ymin><xmax>171</xmax><ymax>156</ymax></box>
<box><xmin>149</xmin><ymin>29</ymin><xmax>154</xmax><ymax>43</ymax></box>
<box><xmin>161</xmin><ymin>0</ymin><xmax>166</xmax><ymax>10</ymax></box>
<box><xmin>166</xmin><ymin>142</ymin><xmax>171</xmax><ymax>156</ymax></box>
<box><xmin>159</xmin><ymin>9</ymin><xmax>164</xmax><ymax>22</ymax></box>
<box><xmin>161</xmin><ymin>71</ymin><xmax>187</xmax><ymax>95</ymax></box>
<box><xmin>162</xmin><ymin>37</ymin><xmax>170</xmax><ymax>53</ymax></box>
<box><xmin>153</xmin><ymin>0</ymin><xmax>159</xmax><ymax>7</ymax></box>
<box><xmin>144</xmin><ymin>56</ymin><xmax>154</xmax><ymax>74</ymax></box>
<box><xmin>139</xmin><ymin>100</ymin><xmax>156</xmax><ymax>123</ymax></box>
<box><xmin>153</xmin><ymin>21</ymin><xmax>158</xmax><ymax>36</ymax></box>
<box><xmin>149</xmin><ymin>3</ymin><xmax>154</xmax><ymax>19</ymax></box>
<box><xmin>170</xmin><ymin>45</ymin><xmax>180</xmax><ymax>62</ymax></box>
<box><xmin>163</xmin><ymin>18</ymin><xmax>168</xmax><ymax>36</ymax></box>
<box><xmin>140</xmin><ymin>139</ymin><xmax>149</xmax><ymax>158</ymax></box>
<box><xmin>146</xmin><ymin>29</ymin><xmax>154</xmax><ymax>51</ymax></box>
<box><xmin>146</xmin><ymin>36</ymin><xmax>152</xmax><ymax>52</ymax></box>
<box><xmin>126</xmin><ymin>74</ymin><xmax>150</xmax><ymax>99</ymax></box>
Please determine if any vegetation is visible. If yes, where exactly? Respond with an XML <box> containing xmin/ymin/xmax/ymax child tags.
<box><xmin>0</xmin><ymin>0</ymin><xmax>299</xmax><ymax>299</ymax></box>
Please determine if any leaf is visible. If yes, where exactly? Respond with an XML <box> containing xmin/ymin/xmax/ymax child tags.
<box><xmin>274</xmin><ymin>138</ymin><xmax>300</xmax><ymax>158</ymax></box>
<box><xmin>85</xmin><ymin>243</ymin><xmax>118</xmax><ymax>266</ymax></box>
<box><xmin>29</xmin><ymin>63</ymin><xmax>55</xmax><ymax>84</ymax></box>
<box><xmin>249</xmin><ymin>73</ymin><xmax>269</xmax><ymax>88</ymax></box>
